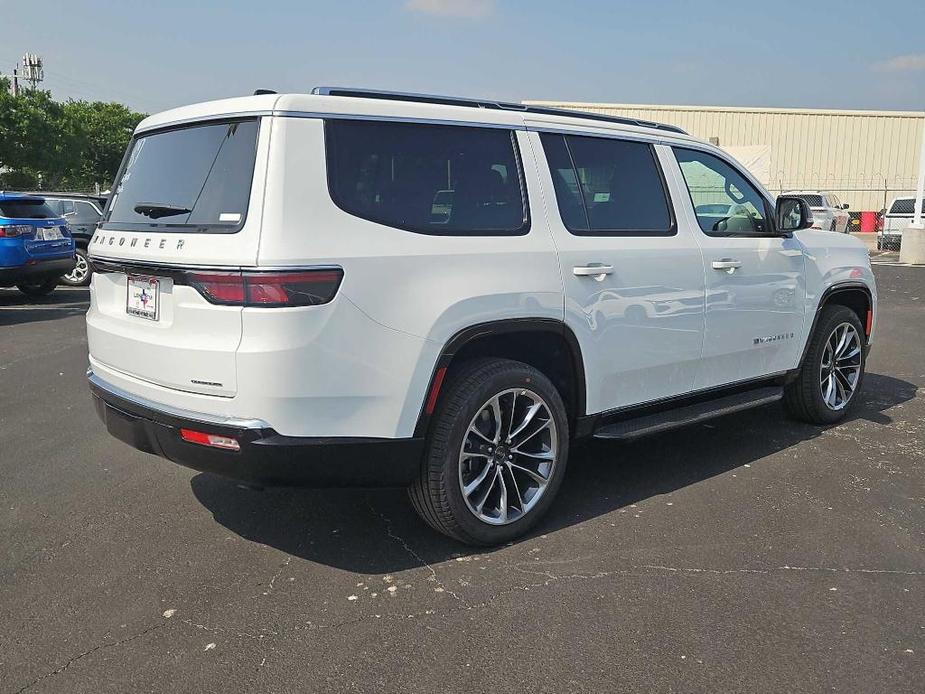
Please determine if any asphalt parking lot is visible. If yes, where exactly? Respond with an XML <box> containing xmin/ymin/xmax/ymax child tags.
<box><xmin>1</xmin><ymin>264</ymin><xmax>923</xmax><ymax>693</ymax></box>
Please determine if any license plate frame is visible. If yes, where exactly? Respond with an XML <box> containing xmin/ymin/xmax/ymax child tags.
<box><xmin>126</xmin><ymin>275</ymin><xmax>160</xmax><ymax>321</ymax></box>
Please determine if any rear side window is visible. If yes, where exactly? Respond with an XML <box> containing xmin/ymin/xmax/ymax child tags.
<box><xmin>0</xmin><ymin>199</ymin><xmax>58</xmax><ymax>219</ymax></box>
<box><xmin>539</xmin><ymin>133</ymin><xmax>673</xmax><ymax>236</ymax></box>
<box><xmin>325</xmin><ymin>120</ymin><xmax>529</xmax><ymax>236</ymax></box>
<box><xmin>104</xmin><ymin>119</ymin><xmax>259</xmax><ymax>232</ymax></box>
<box><xmin>793</xmin><ymin>194</ymin><xmax>824</xmax><ymax>207</ymax></box>
<box><xmin>888</xmin><ymin>198</ymin><xmax>917</xmax><ymax>214</ymax></box>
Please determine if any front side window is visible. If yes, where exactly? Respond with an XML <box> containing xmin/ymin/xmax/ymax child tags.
<box><xmin>104</xmin><ymin>119</ymin><xmax>259</xmax><ymax>232</ymax></box>
<box><xmin>540</xmin><ymin>132</ymin><xmax>673</xmax><ymax>236</ymax></box>
<box><xmin>325</xmin><ymin>120</ymin><xmax>528</xmax><ymax>236</ymax></box>
<box><xmin>675</xmin><ymin>148</ymin><xmax>770</xmax><ymax>235</ymax></box>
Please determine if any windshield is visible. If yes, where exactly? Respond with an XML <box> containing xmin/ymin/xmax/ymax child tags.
<box><xmin>0</xmin><ymin>199</ymin><xmax>58</xmax><ymax>219</ymax></box>
<box><xmin>104</xmin><ymin>119</ymin><xmax>259</xmax><ymax>232</ymax></box>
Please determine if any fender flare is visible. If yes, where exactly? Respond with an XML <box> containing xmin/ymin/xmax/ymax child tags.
<box><xmin>411</xmin><ymin>318</ymin><xmax>586</xmax><ymax>439</ymax></box>
<box><xmin>796</xmin><ymin>281</ymin><xmax>873</xmax><ymax>371</ymax></box>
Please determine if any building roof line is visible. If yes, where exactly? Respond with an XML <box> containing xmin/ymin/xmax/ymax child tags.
<box><xmin>522</xmin><ymin>101</ymin><xmax>925</xmax><ymax>119</ymax></box>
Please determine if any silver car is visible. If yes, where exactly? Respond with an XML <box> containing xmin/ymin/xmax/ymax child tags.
<box><xmin>783</xmin><ymin>191</ymin><xmax>850</xmax><ymax>232</ymax></box>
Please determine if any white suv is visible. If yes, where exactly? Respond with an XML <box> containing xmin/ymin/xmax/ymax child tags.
<box><xmin>87</xmin><ymin>88</ymin><xmax>877</xmax><ymax>545</ymax></box>
<box><xmin>782</xmin><ymin>191</ymin><xmax>851</xmax><ymax>232</ymax></box>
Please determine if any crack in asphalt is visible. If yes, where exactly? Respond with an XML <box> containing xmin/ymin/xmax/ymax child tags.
<box><xmin>367</xmin><ymin>500</ymin><xmax>469</xmax><ymax>607</ymax></box>
<box><xmin>12</xmin><ymin>622</ymin><xmax>166</xmax><ymax>694</ymax></box>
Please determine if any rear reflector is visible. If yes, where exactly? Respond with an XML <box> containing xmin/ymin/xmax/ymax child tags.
<box><xmin>188</xmin><ymin>269</ymin><xmax>343</xmax><ymax>307</ymax></box>
<box><xmin>180</xmin><ymin>428</ymin><xmax>241</xmax><ymax>451</ymax></box>
<box><xmin>425</xmin><ymin>366</ymin><xmax>448</xmax><ymax>415</ymax></box>
<box><xmin>865</xmin><ymin>309</ymin><xmax>873</xmax><ymax>336</ymax></box>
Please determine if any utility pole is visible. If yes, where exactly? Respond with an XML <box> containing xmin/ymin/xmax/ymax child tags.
<box><xmin>11</xmin><ymin>66</ymin><xmax>20</xmax><ymax>96</ymax></box>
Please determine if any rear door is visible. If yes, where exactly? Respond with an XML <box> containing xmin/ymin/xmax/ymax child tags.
<box><xmin>668</xmin><ymin>146</ymin><xmax>805</xmax><ymax>389</ymax></box>
<box><xmin>528</xmin><ymin>128</ymin><xmax>705</xmax><ymax>413</ymax></box>
<box><xmin>86</xmin><ymin>118</ymin><xmax>269</xmax><ymax>397</ymax></box>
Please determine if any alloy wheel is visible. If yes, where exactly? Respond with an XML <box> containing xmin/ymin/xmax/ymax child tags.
<box><xmin>458</xmin><ymin>388</ymin><xmax>558</xmax><ymax>525</ymax></box>
<box><xmin>63</xmin><ymin>252</ymin><xmax>89</xmax><ymax>285</ymax></box>
<box><xmin>819</xmin><ymin>322</ymin><xmax>862</xmax><ymax>410</ymax></box>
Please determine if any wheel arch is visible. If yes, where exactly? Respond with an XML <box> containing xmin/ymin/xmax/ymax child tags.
<box><xmin>412</xmin><ymin>319</ymin><xmax>587</xmax><ymax>438</ymax></box>
<box><xmin>798</xmin><ymin>281</ymin><xmax>873</xmax><ymax>370</ymax></box>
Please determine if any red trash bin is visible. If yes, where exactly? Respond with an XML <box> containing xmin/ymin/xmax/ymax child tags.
<box><xmin>860</xmin><ymin>211</ymin><xmax>876</xmax><ymax>233</ymax></box>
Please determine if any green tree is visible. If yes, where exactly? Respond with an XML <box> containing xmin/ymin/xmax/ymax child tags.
<box><xmin>0</xmin><ymin>77</ymin><xmax>145</xmax><ymax>192</ymax></box>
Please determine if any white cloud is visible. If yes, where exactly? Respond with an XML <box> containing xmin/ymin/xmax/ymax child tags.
<box><xmin>873</xmin><ymin>54</ymin><xmax>925</xmax><ymax>72</ymax></box>
<box><xmin>404</xmin><ymin>0</ymin><xmax>495</xmax><ymax>19</ymax></box>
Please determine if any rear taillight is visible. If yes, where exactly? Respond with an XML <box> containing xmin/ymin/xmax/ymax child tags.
<box><xmin>0</xmin><ymin>224</ymin><xmax>31</xmax><ymax>238</ymax></box>
<box><xmin>187</xmin><ymin>268</ymin><xmax>343</xmax><ymax>307</ymax></box>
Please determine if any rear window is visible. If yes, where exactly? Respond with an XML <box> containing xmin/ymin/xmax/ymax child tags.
<box><xmin>104</xmin><ymin>119</ymin><xmax>259</xmax><ymax>232</ymax></box>
<box><xmin>888</xmin><ymin>198</ymin><xmax>918</xmax><ymax>215</ymax></box>
<box><xmin>791</xmin><ymin>194</ymin><xmax>824</xmax><ymax>207</ymax></box>
<box><xmin>0</xmin><ymin>199</ymin><xmax>58</xmax><ymax>219</ymax></box>
<box><xmin>325</xmin><ymin>120</ymin><xmax>529</xmax><ymax>236</ymax></box>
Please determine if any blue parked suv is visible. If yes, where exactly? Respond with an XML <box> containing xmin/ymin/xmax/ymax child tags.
<box><xmin>0</xmin><ymin>192</ymin><xmax>75</xmax><ymax>298</ymax></box>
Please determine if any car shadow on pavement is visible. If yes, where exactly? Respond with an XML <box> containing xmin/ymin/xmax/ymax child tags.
<box><xmin>190</xmin><ymin>372</ymin><xmax>917</xmax><ymax>574</ymax></box>
<box><xmin>0</xmin><ymin>288</ymin><xmax>89</xmax><ymax>326</ymax></box>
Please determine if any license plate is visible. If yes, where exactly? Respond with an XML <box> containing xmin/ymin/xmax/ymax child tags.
<box><xmin>37</xmin><ymin>227</ymin><xmax>62</xmax><ymax>240</ymax></box>
<box><xmin>126</xmin><ymin>275</ymin><xmax>160</xmax><ymax>321</ymax></box>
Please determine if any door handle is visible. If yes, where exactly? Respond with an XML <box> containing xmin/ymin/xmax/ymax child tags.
<box><xmin>711</xmin><ymin>258</ymin><xmax>742</xmax><ymax>273</ymax></box>
<box><xmin>573</xmin><ymin>264</ymin><xmax>614</xmax><ymax>280</ymax></box>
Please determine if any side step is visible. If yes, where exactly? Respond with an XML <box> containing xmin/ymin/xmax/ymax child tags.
<box><xmin>593</xmin><ymin>386</ymin><xmax>784</xmax><ymax>441</ymax></box>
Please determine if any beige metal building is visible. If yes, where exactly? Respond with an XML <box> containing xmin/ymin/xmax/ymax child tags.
<box><xmin>524</xmin><ymin>101</ymin><xmax>925</xmax><ymax>212</ymax></box>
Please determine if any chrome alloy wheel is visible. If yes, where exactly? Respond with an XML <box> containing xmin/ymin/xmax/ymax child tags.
<box><xmin>819</xmin><ymin>322</ymin><xmax>862</xmax><ymax>411</ymax></box>
<box><xmin>458</xmin><ymin>388</ymin><xmax>558</xmax><ymax>526</ymax></box>
<box><xmin>63</xmin><ymin>252</ymin><xmax>89</xmax><ymax>285</ymax></box>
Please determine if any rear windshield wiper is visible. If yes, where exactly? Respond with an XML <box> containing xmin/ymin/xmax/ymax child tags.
<box><xmin>134</xmin><ymin>202</ymin><xmax>192</xmax><ymax>219</ymax></box>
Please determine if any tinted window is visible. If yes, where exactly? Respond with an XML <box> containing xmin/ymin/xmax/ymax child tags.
<box><xmin>540</xmin><ymin>133</ymin><xmax>672</xmax><ymax>235</ymax></box>
<box><xmin>326</xmin><ymin>120</ymin><xmax>528</xmax><ymax>236</ymax></box>
<box><xmin>888</xmin><ymin>198</ymin><xmax>917</xmax><ymax>215</ymax></box>
<box><xmin>72</xmin><ymin>201</ymin><xmax>102</xmax><ymax>224</ymax></box>
<box><xmin>0</xmin><ymin>199</ymin><xmax>58</xmax><ymax>219</ymax></box>
<box><xmin>674</xmin><ymin>148</ymin><xmax>769</xmax><ymax>235</ymax></box>
<box><xmin>105</xmin><ymin>119</ymin><xmax>259</xmax><ymax>232</ymax></box>
<box><xmin>789</xmin><ymin>194</ymin><xmax>823</xmax><ymax>208</ymax></box>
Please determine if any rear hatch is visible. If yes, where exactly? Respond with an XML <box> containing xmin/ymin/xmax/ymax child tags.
<box><xmin>0</xmin><ymin>198</ymin><xmax>72</xmax><ymax>260</ymax></box>
<box><xmin>87</xmin><ymin>117</ymin><xmax>267</xmax><ymax>397</ymax></box>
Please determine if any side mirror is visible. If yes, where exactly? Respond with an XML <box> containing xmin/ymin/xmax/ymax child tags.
<box><xmin>776</xmin><ymin>196</ymin><xmax>812</xmax><ymax>233</ymax></box>
<box><xmin>842</xmin><ymin>203</ymin><xmax>850</xmax><ymax>209</ymax></box>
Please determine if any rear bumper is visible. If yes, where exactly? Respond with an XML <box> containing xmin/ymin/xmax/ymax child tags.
<box><xmin>0</xmin><ymin>256</ymin><xmax>75</xmax><ymax>285</ymax></box>
<box><xmin>88</xmin><ymin>370</ymin><xmax>424</xmax><ymax>488</ymax></box>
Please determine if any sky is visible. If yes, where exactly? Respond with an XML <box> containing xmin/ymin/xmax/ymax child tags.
<box><xmin>1</xmin><ymin>0</ymin><xmax>924</xmax><ymax>115</ymax></box>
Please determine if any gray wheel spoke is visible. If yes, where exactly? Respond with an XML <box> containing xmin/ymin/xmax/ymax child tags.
<box><xmin>463</xmin><ymin>460</ymin><xmax>493</xmax><ymax>496</ymax></box>
<box><xmin>474</xmin><ymin>468</ymin><xmax>499</xmax><ymax>513</ymax></box>
<box><xmin>511</xmin><ymin>419</ymin><xmax>551</xmax><ymax>449</ymax></box>
<box><xmin>823</xmin><ymin>374</ymin><xmax>836</xmax><ymax>407</ymax></box>
<box><xmin>497</xmin><ymin>471</ymin><xmax>508</xmax><ymax>523</ymax></box>
<box><xmin>489</xmin><ymin>396</ymin><xmax>503</xmax><ymax>444</ymax></box>
<box><xmin>509</xmin><ymin>461</ymin><xmax>548</xmax><ymax>486</ymax></box>
<box><xmin>504</xmin><ymin>466</ymin><xmax>525</xmax><ymax>511</ymax></box>
<box><xmin>507</xmin><ymin>401</ymin><xmax>542</xmax><ymax>442</ymax></box>
<box><xmin>511</xmin><ymin>447</ymin><xmax>555</xmax><ymax>461</ymax></box>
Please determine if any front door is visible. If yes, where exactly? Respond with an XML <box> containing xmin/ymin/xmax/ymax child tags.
<box><xmin>526</xmin><ymin>128</ymin><xmax>705</xmax><ymax>414</ymax></box>
<box><xmin>667</xmin><ymin>146</ymin><xmax>806</xmax><ymax>390</ymax></box>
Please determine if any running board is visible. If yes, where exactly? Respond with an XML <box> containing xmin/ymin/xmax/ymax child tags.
<box><xmin>593</xmin><ymin>386</ymin><xmax>783</xmax><ymax>441</ymax></box>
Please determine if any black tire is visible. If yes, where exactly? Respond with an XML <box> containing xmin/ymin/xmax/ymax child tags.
<box><xmin>409</xmin><ymin>358</ymin><xmax>569</xmax><ymax>545</ymax></box>
<box><xmin>16</xmin><ymin>278</ymin><xmax>59</xmax><ymax>298</ymax></box>
<box><xmin>784</xmin><ymin>305</ymin><xmax>866</xmax><ymax>425</ymax></box>
<box><xmin>60</xmin><ymin>247</ymin><xmax>91</xmax><ymax>287</ymax></box>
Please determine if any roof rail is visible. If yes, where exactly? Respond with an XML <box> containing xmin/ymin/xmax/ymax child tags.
<box><xmin>311</xmin><ymin>87</ymin><xmax>687</xmax><ymax>134</ymax></box>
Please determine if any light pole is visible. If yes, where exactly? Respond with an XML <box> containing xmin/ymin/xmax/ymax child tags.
<box><xmin>899</xmin><ymin>115</ymin><xmax>925</xmax><ymax>264</ymax></box>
